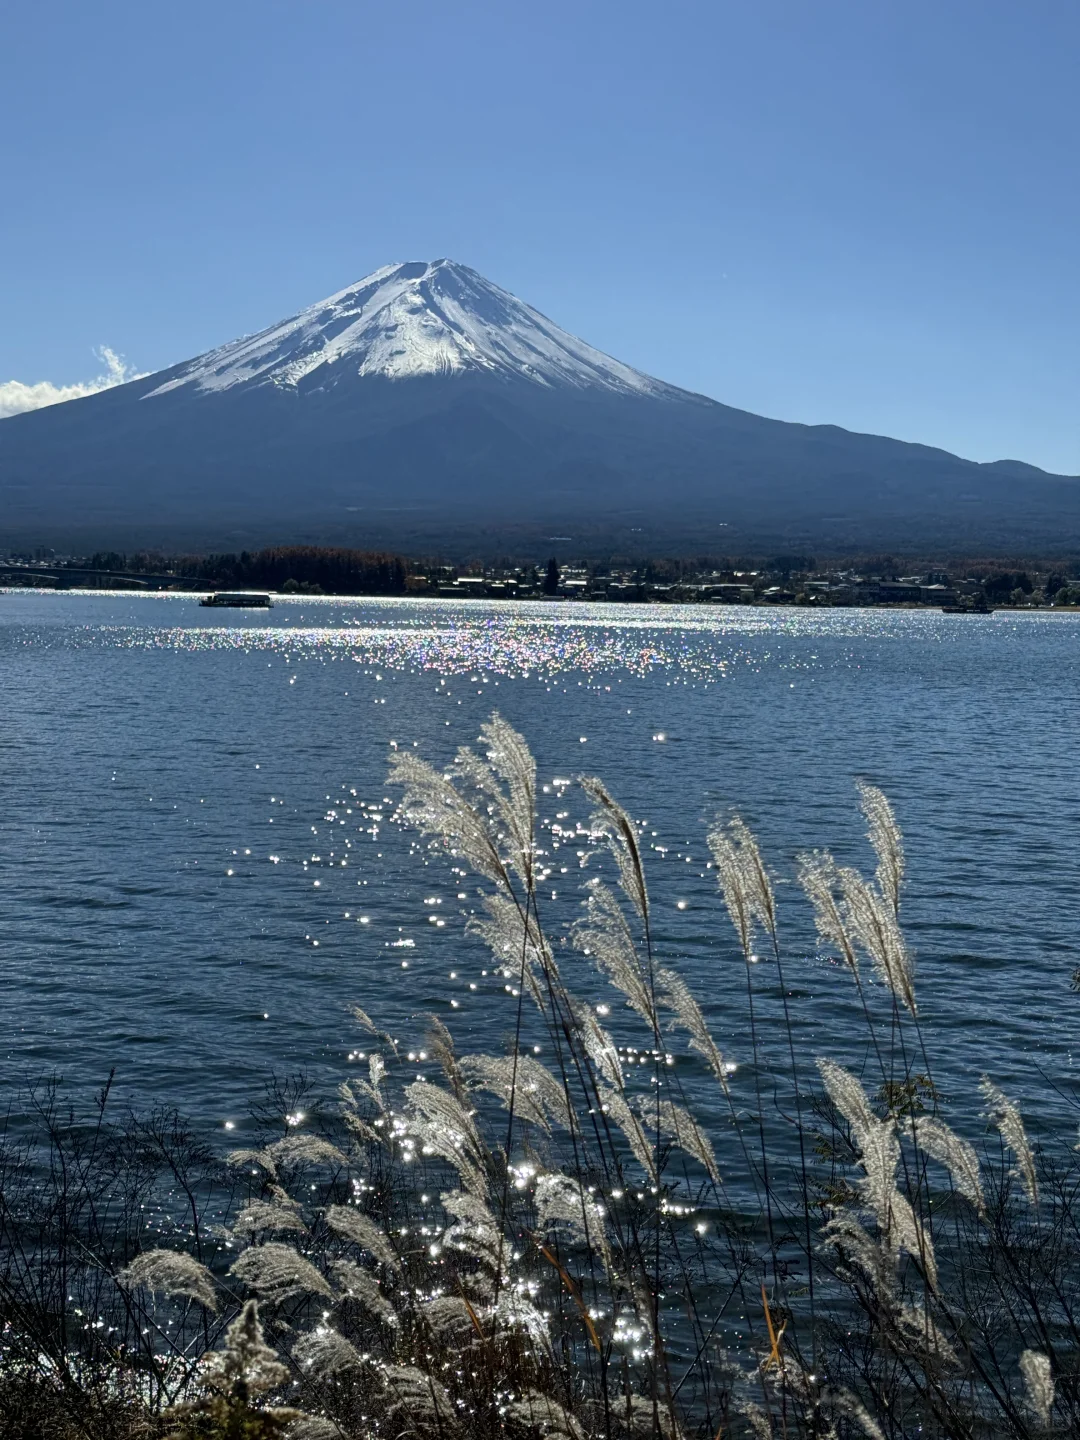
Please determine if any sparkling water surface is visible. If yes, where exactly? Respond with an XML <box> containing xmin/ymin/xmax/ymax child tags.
<box><xmin>1</xmin><ymin>591</ymin><xmax>1077</xmax><ymax>1137</ymax></box>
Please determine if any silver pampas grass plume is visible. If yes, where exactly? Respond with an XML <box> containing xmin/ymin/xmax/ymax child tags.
<box><xmin>404</xmin><ymin>1080</ymin><xmax>488</xmax><ymax>1198</ymax></box>
<box><xmin>981</xmin><ymin>1077</ymin><xmax>1039</xmax><ymax>1205</ymax></box>
<box><xmin>911</xmin><ymin>1115</ymin><xmax>985</xmax><ymax>1215</ymax></box>
<box><xmin>381</xmin><ymin>1363</ymin><xmax>458</xmax><ymax>1430</ymax></box>
<box><xmin>117</xmin><ymin>1248</ymin><xmax>217</xmax><ymax>1311</ymax></box>
<box><xmin>818</xmin><ymin>1059</ymin><xmax>937</xmax><ymax>1289</ymax></box>
<box><xmin>454</xmin><ymin>713</ymin><xmax>537</xmax><ymax>891</ymax></box>
<box><xmin>837</xmin><ymin>865</ymin><xmax>917</xmax><ymax>1017</ymax></box>
<box><xmin>858</xmin><ymin>780</ymin><xmax>905</xmax><ymax>919</ymax></box>
<box><xmin>330</xmin><ymin>1259</ymin><xmax>398</xmax><ymax>1323</ymax></box>
<box><xmin>229</xmin><ymin>1242</ymin><xmax>333</xmax><ymax>1302</ymax></box>
<box><xmin>231</xmin><ymin>1195</ymin><xmax>308</xmax><ymax>1238</ymax></box>
<box><xmin>441</xmin><ymin>1190</ymin><xmax>504</xmax><ymax>1285</ymax></box>
<box><xmin>1020</xmin><ymin>1348</ymin><xmax>1054</xmax><ymax>1428</ymax></box>
<box><xmin>267</xmin><ymin>1134</ymin><xmax>349</xmax><ymax>1170</ymax></box>
<box><xmin>388</xmin><ymin>749</ymin><xmax>512</xmax><ymax>892</ymax></box>
<box><xmin>643</xmin><ymin>1096</ymin><xmax>721</xmax><ymax>1184</ymax></box>
<box><xmin>657</xmin><ymin>966</ymin><xmax>729</xmax><ymax>1091</ymax></box>
<box><xmin>708</xmin><ymin>816</ymin><xmax>775</xmax><ymax>952</ymax></box>
<box><xmin>324</xmin><ymin>1205</ymin><xmax>399</xmax><ymax>1269</ymax></box>
<box><xmin>797</xmin><ymin>850</ymin><xmax>859</xmax><ymax>976</ymax></box>
<box><xmin>534</xmin><ymin>1170</ymin><xmax>611</xmax><ymax>1269</ymax></box>
<box><xmin>505</xmin><ymin>1390</ymin><xmax>585</xmax><ymax>1440</ymax></box>
<box><xmin>292</xmin><ymin>1324</ymin><xmax>365</xmax><ymax>1379</ymax></box>
<box><xmin>574</xmin><ymin>881</ymin><xmax>656</xmax><ymax>1030</ymax></box>
<box><xmin>580</xmin><ymin>776</ymin><xmax>649</xmax><ymax>922</ymax></box>
<box><xmin>568</xmin><ymin>995</ymin><xmax>624</xmax><ymax>1088</ymax></box>
<box><xmin>468</xmin><ymin>889</ymin><xmax>552</xmax><ymax>1008</ymax></box>
<box><xmin>599</xmin><ymin>1085</ymin><xmax>657</xmax><ymax>1181</ymax></box>
<box><xmin>205</xmin><ymin>1298</ymin><xmax>289</xmax><ymax>1395</ymax></box>
<box><xmin>460</xmin><ymin>1053</ymin><xmax>571</xmax><ymax>1134</ymax></box>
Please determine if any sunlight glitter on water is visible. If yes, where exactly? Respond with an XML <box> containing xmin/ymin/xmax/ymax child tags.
<box><xmin>3</xmin><ymin>591</ymin><xmax>1078</xmax><ymax>1123</ymax></box>
<box><xmin>79</xmin><ymin>600</ymin><xmax>924</xmax><ymax>681</ymax></box>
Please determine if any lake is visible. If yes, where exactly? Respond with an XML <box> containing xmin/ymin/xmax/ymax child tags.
<box><xmin>1</xmin><ymin>591</ymin><xmax>1077</xmax><ymax>1142</ymax></box>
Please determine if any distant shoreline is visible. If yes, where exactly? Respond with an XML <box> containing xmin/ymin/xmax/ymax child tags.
<box><xmin>3</xmin><ymin>585</ymin><xmax>1079</xmax><ymax>615</ymax></box>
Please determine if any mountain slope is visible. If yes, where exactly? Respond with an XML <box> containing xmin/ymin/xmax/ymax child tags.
<box><xmin>2</xmin><ymin>259</ymin><xmax>1078</xmax><ymax>555</ymax></box>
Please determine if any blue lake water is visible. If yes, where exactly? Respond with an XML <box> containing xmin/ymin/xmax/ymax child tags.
<box><xmin>1</xmin><ymin>591</ymin><xmax>1077</xmax><ymax>1142</ymax></box>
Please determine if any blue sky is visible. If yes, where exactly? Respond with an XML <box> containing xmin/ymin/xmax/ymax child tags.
<box><xmin>1</xmin><ymin>0</ymin><xmax>1077</xmax><ymax>472</ymax></box>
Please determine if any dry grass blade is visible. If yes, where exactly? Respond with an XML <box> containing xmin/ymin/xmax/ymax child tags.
<box><xmin>537</xmin><ymin>1243</ymin><xmax>603</xmax><ymax>1354</ymax></box>
<box><xmin>760</xmin><ymin>1281</ymin><xmax>785</xmax><ymax>1375</ymax></box>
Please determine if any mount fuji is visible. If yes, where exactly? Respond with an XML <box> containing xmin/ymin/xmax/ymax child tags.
<box><xmin>2</xmin><ymin>259</ymin><xmax>1078</xmax><ymax>554</ymax></box>
<box><xmin>143</xmin><ymin>259</ymin><xmax>682</xmax><ymax>401</ymax></box>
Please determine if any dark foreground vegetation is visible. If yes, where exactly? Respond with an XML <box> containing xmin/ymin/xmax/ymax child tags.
<box><xmin>3</xmin><ymin>545</ymin><xmax>1080</xmax><ymax>608</ymax></box>
<box><xmin>2</xmin><ymin>717</ymin><xmax>1076</xmax><ymax>1438</ymax></box>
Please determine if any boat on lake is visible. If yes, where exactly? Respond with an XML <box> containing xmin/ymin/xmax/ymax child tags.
<box><xmin>199</xmin><ymin>592</ymin><xmax>273</xmax><ymax>608</ymax></box>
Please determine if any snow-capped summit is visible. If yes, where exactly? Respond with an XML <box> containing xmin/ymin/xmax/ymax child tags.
<box><xmin>146</xmin><ymin>259</ymin><xmax>677</xmax><ymax>400</ymax></box>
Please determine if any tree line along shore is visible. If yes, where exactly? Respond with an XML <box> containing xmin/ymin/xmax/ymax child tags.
<box><xmin>2</xmin><ymin>544</ymin><xmax>1080</xmax><ymax>608</ymax></box>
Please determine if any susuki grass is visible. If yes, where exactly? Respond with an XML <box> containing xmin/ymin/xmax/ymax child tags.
<box><xmin>1</xmin><ymin>714</ymin><xmax>1077</xmax><ymax>1438</ymax></box>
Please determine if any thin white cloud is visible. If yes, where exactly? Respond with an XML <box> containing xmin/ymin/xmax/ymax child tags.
<box><xmin>0</xmin><ymin>347</ymin><xmax>145</xmax><ymax>419</ymax></box>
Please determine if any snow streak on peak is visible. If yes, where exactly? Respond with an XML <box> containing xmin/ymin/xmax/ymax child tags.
<box><xmin>145</xmin><ymin>260</ymin><xmax>679</xmax><ymax>400</ymax></box>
